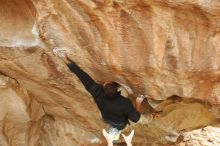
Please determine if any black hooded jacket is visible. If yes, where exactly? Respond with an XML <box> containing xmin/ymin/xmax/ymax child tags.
<box><xmin>67</xmin><ymin>62</ymin><xmax>140</xmax><ymax>130</ymax></box>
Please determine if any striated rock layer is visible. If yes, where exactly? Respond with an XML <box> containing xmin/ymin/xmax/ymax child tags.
<box><xmin>0</xmin><ymin>0</ymin><xmax>220</xmax><ymax>145</ymax></box>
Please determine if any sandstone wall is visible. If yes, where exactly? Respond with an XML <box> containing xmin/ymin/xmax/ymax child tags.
<box><xmin>0</xmin><ymin>0</ymin><xmax>220</xmax><ymax>145</ymax></box>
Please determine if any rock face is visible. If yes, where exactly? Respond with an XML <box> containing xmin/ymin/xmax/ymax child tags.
<box><xmin>0</xmin><ymin>0</ymin><xmax>220</xmax><ymax>146</ymax></box>
<box><xmin>177</xmin><ymin>124</ymin><xmax>220</xmax><ymax>146</ymax></box>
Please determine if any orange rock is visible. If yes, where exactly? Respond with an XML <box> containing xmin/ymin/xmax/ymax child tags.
<box><xmin>0</xmin><ymin>0</ymin><xmax>220</xmax><ymax>145</ymax></box>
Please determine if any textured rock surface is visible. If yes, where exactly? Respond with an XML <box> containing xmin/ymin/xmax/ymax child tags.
<box><xmin>176</xmin><ymin>123</ymin><xmax>220</xmax><ymax>146</ymax></box>
<box><xmin>0</xmin><ymin>0</ymin><xmax>220</xmax><ymax>146</ymax></box>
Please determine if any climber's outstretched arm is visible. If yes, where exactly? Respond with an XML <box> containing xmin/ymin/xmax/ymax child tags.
<box><xmin>65</xmin><ymin>56</ymin><xmax>104</xmax><ymax>98</ymax></box>
<box><xmin>66</xmin><ymin>57</ymin><xmax>96</xmax><ymax>88</ymax></box>
<box><xmin>53</xmin><ymin>48</ymin><xmax>104</xmax><ymax>99</ymax></box>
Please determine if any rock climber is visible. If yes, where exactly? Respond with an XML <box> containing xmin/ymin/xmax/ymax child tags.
<box><xmin>53</xmin><ymin>48</ymin><xmax>144</xmax><ymax>141</ymax></box>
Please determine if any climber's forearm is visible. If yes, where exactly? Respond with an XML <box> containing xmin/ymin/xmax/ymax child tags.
<box><xmin>135</xmin><ymin>95</ymin><xmax>144</xmax><ymax>113</ymax></box>
<box><xmin>67</xmin><ymin>63</ymin><xmax>95</xmax><ymax>87</ymax></box>
<box><xmin>136</xmin><ymin>102</ymin><xmax>142</xmax><ymax>113</ymax></box>
<box><xmin>66</xmin><ymin>57</ymin><xmax>98</xmax><ymax>93</ymax></box>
